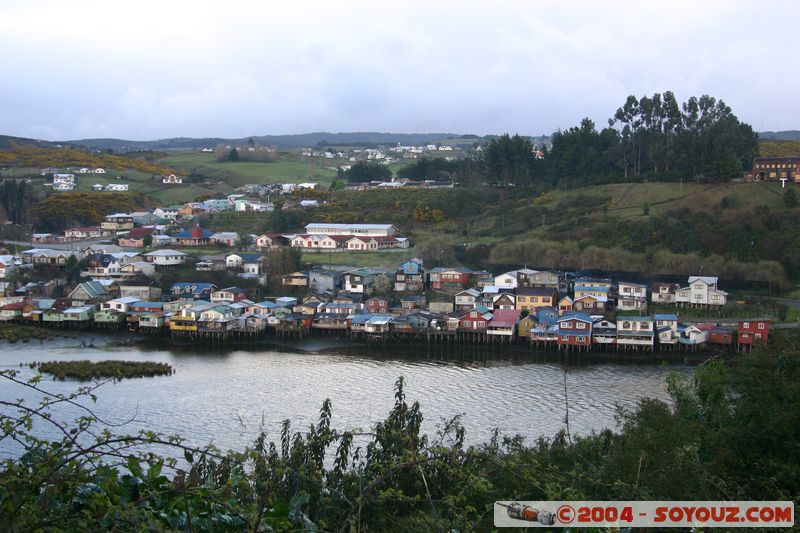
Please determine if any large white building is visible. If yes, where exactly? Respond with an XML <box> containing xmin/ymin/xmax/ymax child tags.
<box><xmin>304</xmin><ymin>223</ymin><xmax>398</xmax><ymax>237</ymax></box>
<box><xmin>675</xmin><ymin>276</ymin><xmax>728</xmax><ymax>307</ymax></box>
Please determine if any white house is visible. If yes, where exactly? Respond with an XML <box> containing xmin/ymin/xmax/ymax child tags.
<box><xmin>675</xmin><ymin>276</ymin><xmax>728</xmax><ymax>307</ymax></box>
<box><xmin>210</xmin><ymin>232</ymin><xmax>239</xmax><ymax>246</ymax></box>
<box><xmin>162</xmin><ymin>174</ymin><xmax>183</xmax><ymax>184</ymax></box>
<box><xmin>0</xmin><ymin>256</ymin><xmax>17</xmax><ymax>279</ymax></box>
<box><xmin>105</xmin><ymin>183</ymin><xmax>129</xmax><ymax>192</ymax></box>
<box><xmin>94</xmin><ymin>168</ymin><xmax>106</xmax><ymax>174</ymax></box>
<box><xmin>144</xmin><ymin>249</ymin><xmax>186</xmax><ymax>266</ymax></box>
<box><xmin>493</xmin><ymin>271</ymin><xmax>519</xmax><ymax>290</ymax></box>
<box><xmin>101</xmin><ymin>296</ymin><xmax>141</xmax><ymax>313</ymax></box>
<box><xmin>153</xmin><ymin>206</ymin><xmax>180</xmax><ymax>220</ymax></box>
<box><xmin>53</xmin><ymin>183</ymin><xmax>74</xmax><ymax>191</ymax></box>
<box><xmin>53</xmin><ymin>173</ymin><xmax>75</xmax><ymax>184</ymax></box>
<box><xmin>616</xmin><ymin>317</ymin><xmax>655</xmax><ymax>349</ymax></box>
<box><xmin>616</xmin><ymin>281</ymin><xmax>648</xmax><ymax>311</ymax></box>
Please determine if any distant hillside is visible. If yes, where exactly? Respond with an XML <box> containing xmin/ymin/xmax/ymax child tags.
<box><xmin>0</xmin><ymin>135</ymin><xmax>64</xmax><ymax>151</ymax></box>
<box><xmin>66</xmin><ymin>132</ymin><xmax>478</xmax><ymax>151</ymax></box>
<box><xmin>759</xmin><ymin>130</ymin><xmax>800</xmax><ymax>141</ymax></box>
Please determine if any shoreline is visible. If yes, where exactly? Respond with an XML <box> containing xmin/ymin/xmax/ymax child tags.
<box><xmin>1</xmin><ymin>328</ymin><xmax>717</xmax><ymax>366</ymax></box>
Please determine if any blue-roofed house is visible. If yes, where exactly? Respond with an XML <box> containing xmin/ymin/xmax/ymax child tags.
<box><xmin>170</xmin><ymin>282</ymin><xmax>217</xmax><ymax>299</ymax></box>
<box><xmin>394</xmin><ymin>258</ymin><xmax>424</xmax><ymax>292</ymax></box>
<box><xmin>557</xmin><ymin>312</ymin><xmax>593</xmax><ymax>348</ymax></box>
<box><xmin>172</xmin><ymin>224</ymin><xmax>214</xmax><ymax>247</ymax></box>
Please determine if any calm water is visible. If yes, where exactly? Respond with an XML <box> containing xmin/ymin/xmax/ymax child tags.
<box><xmin>0</xmin><ymin>336</ymin><xmax>692</xmax><ymax>458</ymax></box>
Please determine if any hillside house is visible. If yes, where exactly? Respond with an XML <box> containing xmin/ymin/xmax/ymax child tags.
<box><xmin>101</xmin><ymin>213</ymin><xmax>134</xmax><ymax>232</ymax></box>
<box><xmin>162</xmin><ymin>174</ymin><xmax>183</xmax><ymax>184</ymax></box>
<box><xmin>675</xmin><ymin>276</ymin><xmax>728</xmax><ymax>308</ymax></box>
<box><xmin>172</xmin><ymin>225</ymin><xmax>213</xmax><ymax>247</ymax></box>
<box><xmin>455</xmin><ymin>288</ymin><xmax>480</xmax><ymax>312</ymax></box>
<box><xmin>365</xmin><ymin>297</ymin><xmax>390</xmax><ymax>314</ymax></box>
<box><xmin>65</xmin><ymin>226</ymin><xmax>102</xmax><ymax>240</ymax></box>
<box><xmin>493</xmin><ymin>293</ymin><xmax>516</xmax><ymax>310</ymax></box>
<box><xmin>428</xmin><ymin>298</ymin><xmax>454</xmax><ymax>314</ymax></box>
<box><xmin>119</xmin><ymin>285</ymin><xmax>162</xmax><ymax>301</ymax></box>
<box><xmin>651</xmin><ymin>282</ymin><xmax>680</xmax><ymax>304</ymax></box>
<box><xmin>117</xmin><ymin>261</ymin><xmax>155</xmax><ymax>278</ymax></box>
<box><xmin>519</xmin><ymin>269</ymin><xmax>559</xmax><ymax>289</ymax></box>
<box><xmin>493</xmin><ymin>272</ymin><xmax>519</xmax><ymax>290</ymax></box>
<box><xmin>281</xmin><ymin>271</ymin><xmax>309</xmax><ymax>289</ymax></box>
<box><xmin>0</xmin><ymin>256</ymin><xmax>16</xmax><ymax>279</ymax></box>
<box><xmin>308</xmin><ymin>269</ymin><xmax>342</xmax><ymax>294</ymax></box>
<box><xmin>616</xmin><ymin>281</ymin><xmax>648</xmax><ymax>311</ymax></box>
<box><xmin>394</xmin><ymin>258</ymin><xmax>425</xmax><ymax>292</ymax></box>
<box><xmin>428</xmin><ymin>267</ymin><xmax>472</xmax><ymax>291</ymax></box>
<box><xmin>144</xmin><ymin>249</ymin><xmax>186</xmax><ymax>267</ymax></box>
<box><xmin>154</xmin><ymin>206</ymin><xmax>181</xmax><ymax>220</ymax></box>
<box><xmin>558</xmin><ymin>296</ymin><xmax>573</xmax><ymax>315</ymax></box>
<box><xmin>210</xmin><ymin>232</ymin><xmax>239</xmax><ymax>247</ymax></box>
<box><xmin>118</xmin><ymin>227</ymin><xmax>155</xmax><ymax>248</ymax></box>
<box><xmin>343</xmin><ymin>268</ymin><xmax>384</xmax><ymax>293</ymax></box>
<box><xmin>573</xmin><ymin>281</ymin><xmax>611</xmax><ymax>300</ymax></box>
<box><xmin>573</xmin><ymin>295</ymin><xmax>608</xmax><ymax>314</ymax></box>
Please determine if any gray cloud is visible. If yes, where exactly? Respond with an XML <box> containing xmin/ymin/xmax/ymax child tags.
<box><xmin>0</xmin><ymin>0</ymin><xmax>796</xmax><ymax>140</ymax></box>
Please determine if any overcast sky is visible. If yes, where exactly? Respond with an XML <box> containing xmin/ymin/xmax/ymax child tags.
<box><xmin>1</xmin><ymin>1</ymin><xmax>797</xmax><ymax>141</ymax></box>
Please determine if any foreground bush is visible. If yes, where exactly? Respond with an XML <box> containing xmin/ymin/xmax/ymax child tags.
<box><xmin>1</xmin><ymin>341</ymin><xmax>799</xmax><ymax>531</ymax></box>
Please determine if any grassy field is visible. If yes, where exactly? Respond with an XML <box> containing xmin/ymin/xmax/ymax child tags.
<box><xmin>159</xmin><ymin>152</ymin><xmax>339</xmax><ymax>186</ymax></box>
<box><xmin>300</xmin><ymin>250</ymin><xmax>415</xmax><ymax>270</ymax></box>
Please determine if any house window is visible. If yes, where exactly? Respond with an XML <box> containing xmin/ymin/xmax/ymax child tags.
<box><xmin>743</xmin><ymin>322</ymin><xmax>749</xmax><ymax>329</ymax></box>
<box><xmin>561</xmin><ymin>336</ymin><xmax>569</xmax><ymax>342</ymax></box>
<box><xmin>576</xmin><ymin>322</ymin><xmax>585</xmax><ymax>329</ymax></box>
<box><xmin>758</xmin><ymin>323</ymin><xmax>765</xmax><ymax>329</ymax></box>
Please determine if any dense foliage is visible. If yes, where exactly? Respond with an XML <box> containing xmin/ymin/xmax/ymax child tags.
<box><xmin>31</xmin><ymin>192</ymin><xmax>148</xmax><ymax>232</ymax></box>
<box><xmin>340</xmin><ymin>161</ymin><xmax>391</xmax><ymax>183</ymax></box>
<box><xmin>2</xmin><ymin>341</ymin><xmax>798</xmax><ymax>531</ymax></box>
<box><xmin>0</xmin><ymin>180</ymin><xmax>39</xmax><ymax>225</ymax></box>
<box><xmin>35</xmin><ymin>360</ymin><xmax>173</xmax><ymax>380</ymax></box>
<box><xmin>0</xmin><ymin>143</ymin><xmax>174</xmax><ymax>174</ymax></box>
<box><xmin>548</xmin><ymin>92</ymin><xmax>758</xmax><ymax>183</ymax></box>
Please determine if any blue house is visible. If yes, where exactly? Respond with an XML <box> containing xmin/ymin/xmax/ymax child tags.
<box><xmin>170</xmin><ymin>282</ymin><xmax>217</xmax><ymax>300</ymax></box>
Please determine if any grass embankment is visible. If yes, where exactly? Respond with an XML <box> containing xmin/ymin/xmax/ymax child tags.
<box><xmin>0</xmin><ymin>324</ymin><xmax>64</xmax><ymax>343</ymax></box>
<box><xmin>35</xmin><ymin>360</ymin><xmax>173</xmax><ymax>380</ymax></box>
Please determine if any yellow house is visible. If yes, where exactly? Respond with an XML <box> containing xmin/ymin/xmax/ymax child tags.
<box><xmin>515</xmin><ymin>287</ymin><xmax>557</xmax><ymax>312</ymax></box>
<box><xmin>516</xmin><ymin>314</ymin><xmax>538</xmax><ymax>338</ymax></box>
<box><xmin>558</xmin><ymin>296</ymin><xmax>573</xmax><ymax>316</ymax></box>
